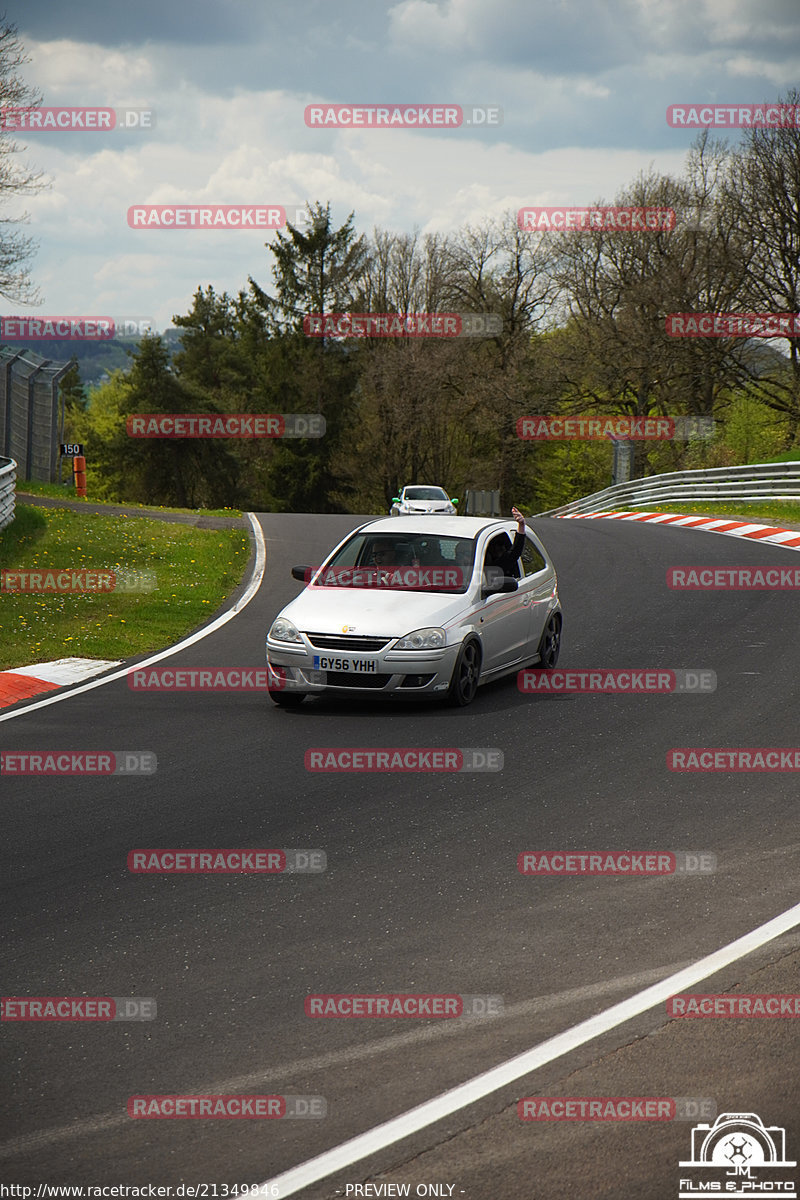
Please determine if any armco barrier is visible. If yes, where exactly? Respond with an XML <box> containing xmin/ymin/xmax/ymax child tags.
<box><xmin>536</xmin><ymin>460</ymin><xmax>800</xmax><ymax>517</ymax></box>
<box><xmin>0</xmin><ymin>456</ymin><xmax>16</xmax><ymax>530</ymax></box>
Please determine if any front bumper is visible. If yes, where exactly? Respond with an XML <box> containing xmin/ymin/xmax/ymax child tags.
<box><xmin>266</xmin><ymin>635</ymin><xmax>461</xmax><ymax>698</ymax></box>
<box><xmin>397</xmin><ymin>508</ymin><xmax>456</xmax><ymax>516</ymax></box>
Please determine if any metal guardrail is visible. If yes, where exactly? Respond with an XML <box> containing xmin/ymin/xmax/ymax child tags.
<box><xmin>0</xmin><ymin>456</ymin><xmax>16</xmax><ymax>530</ymax></box>
<box><xmin>536</xmin><ymin>460</ymin><xmax>800</xmax><ymax>517</ymax></box>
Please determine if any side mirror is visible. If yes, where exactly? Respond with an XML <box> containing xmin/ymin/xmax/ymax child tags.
<box><xmin>450</xmin><ymin>497</ymin><xmax>459</xmax><ymax>504</ymax></box>
<box><xmin>292</xmin><ymin>564</ymin><xmax>313</xmax><ymax>582</ymax></box>
<box><xmin>481</xmin><ymin>566</ymin><xmax>518</xmax><ymax>596</ymax></box>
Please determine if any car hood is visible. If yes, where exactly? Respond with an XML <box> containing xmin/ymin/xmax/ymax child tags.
<box><xmin>280</xmin><ymin>585</ymin><xmax>472</xmax><ymax>638</ymax></box>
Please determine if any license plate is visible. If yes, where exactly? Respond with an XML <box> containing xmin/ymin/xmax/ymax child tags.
<box><xmin>312</xmin><ymin>655</ymin><xmax>377</xmax><ymax>673</ymax></box>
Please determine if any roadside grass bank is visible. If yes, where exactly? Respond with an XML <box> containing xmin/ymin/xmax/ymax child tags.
<box><xmin>16</xmin><ymin>477</ymin><xmax>243</xmax><ymax>519</ymax></box>
<box><xmin>0</xmin><ymin>504</ymin><xmax>251</xmax><ymax>670</ymax></box>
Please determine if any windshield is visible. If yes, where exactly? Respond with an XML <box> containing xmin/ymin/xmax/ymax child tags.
<box><xmin>312</xmin><ymin>532</ymin><xmax>474</xmax><ymax>592</ymax></box>
<box><xmin>403</xmin><ymin>487</ymin><xmax>449</xmax><ymax>501</ymax></box>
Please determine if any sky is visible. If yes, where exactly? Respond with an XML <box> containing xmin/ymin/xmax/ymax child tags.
<box><xmin>2</xmin><ymin>0</ymin><xmax>798</xmax><ymax>333</ymax></box>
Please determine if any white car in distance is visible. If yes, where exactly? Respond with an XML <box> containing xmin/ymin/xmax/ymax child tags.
<box><xmin>390</xmin><ymin>485</ymin><xmax>458</xmax><ymax>516</ymax></box>
<box><xmin>266</xmin><ymin>516</ymin><xmax>562</xmax><ymax>708</ymax></box>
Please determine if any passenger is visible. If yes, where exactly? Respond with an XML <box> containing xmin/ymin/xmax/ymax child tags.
<box><xmin>453</xmin><ymin>540</ymin><xmax>473</xmax><ymax>587</ymax></box>
<box><xmin>484</xmin><ymin>506</ymin><xmax>527</xmax><ymax>579</ymax></box>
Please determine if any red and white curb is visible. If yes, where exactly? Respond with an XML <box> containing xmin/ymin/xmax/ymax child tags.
<box><xmin>557</xmin><ymin>509</ymin><xmax>800</xmax><ymax>550</ymax></box>
<box><xmin>0</xmin><ymin>658</ymin><xmax>122</xmax><ymax>709</ymax></box>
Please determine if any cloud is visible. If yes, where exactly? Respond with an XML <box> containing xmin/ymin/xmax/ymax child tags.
<box><xmin>5</xmin><ymin>1</ymin><xmax>794</xmax><ymax>333</ymax></box>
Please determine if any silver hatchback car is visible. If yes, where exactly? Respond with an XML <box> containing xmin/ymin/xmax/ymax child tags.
<box><xmin>266</xmin><ymin>516</ymin><xmax>562</xmax><ymax>707</ymax></box>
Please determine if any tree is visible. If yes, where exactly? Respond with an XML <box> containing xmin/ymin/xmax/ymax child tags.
<box><xmin>721</xmin><ymin>89</ymin><xmax>800</xmax><ymax>442</ymax></box>
<box><xmin>171</xmin><ymin>286</ymin><xmax>252</xmax><ymax>397</ymax></box>
<box><xmin>255</xmin><ymin>200</ymin><xmax>369</xmax><ymax>335</ymax></box>
<box><xmin>0</xmin><ymin>20</ymin><xmax>46</xmax><ymax>302</ymax></box>
<box><xmin>444</xmin><ymin>212</ymin><xmax>561</xmax><ymax>509</ymax></box>
<box><xmin>79</xmin><ymin>336</ymin><xmax>241</xmax><ymax>508</ymax></box>
<box><xmin>548</xmin><ymin>161</ymin><xmax>757</xmax><ymax>478</ymax></box>
<box><xmin>243</xmin><ymin>202</ymin><xmax>367</xmax><ymax>511</ymax></box>
<box><xmin>343</xmin><ymin>228</ymin><xmax>474</xmax><ymax>506</ymax></box>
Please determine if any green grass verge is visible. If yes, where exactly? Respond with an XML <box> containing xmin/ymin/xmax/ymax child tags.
<box><xmin>616</xmin><ymin>500</ymin><xmax>800</xmax><ymax>524</ymax></box>
<box><xmin>15</xmin><ymin>478</ymin><xmax>242</xmax><ymax>519</ymax></box>
<box><xmin>0</xmin><ymin>505</ymin><xmax>251</xmax><ymax>670</ymax></box>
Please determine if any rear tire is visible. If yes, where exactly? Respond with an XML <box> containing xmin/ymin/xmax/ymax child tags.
<box><xmin>537</xmin><ymin>613</ymin><xmax>562</xmax><ymax>669</ymax></box>
<box><xmin>447</xmin><ymin>638</ymin><xmax>482</xmax><ymax>707</ymax></box>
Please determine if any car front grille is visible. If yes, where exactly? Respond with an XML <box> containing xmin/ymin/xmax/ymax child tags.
<box><xmin>324</xmin><ymin>672</ymin><xmax>392</xmax><ymax>689</ymax></box>
<box><xmin>305</xmin><ymin>633</ymin><xmax>392</xmax><ymax>652</ymax></box>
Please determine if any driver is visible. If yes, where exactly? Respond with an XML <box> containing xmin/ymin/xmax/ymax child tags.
<box><xmin>370</xmin><ymin>538</ymin><xmax>397</xmax><ymax>566</ymax></box>
<box><xmin>369</xmin><ymin>538</ymin><xmax>420</xmax><ymax>567</ymax></box>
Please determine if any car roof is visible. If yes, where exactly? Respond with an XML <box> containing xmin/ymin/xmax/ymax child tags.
<box><xmin>359</xmin><ymin>516</ymin><xmax>517</xmax><ymax>537</ymax></box>
<box><xmin>401</xmin><ymin>484</ymin><xmax>448</xmax><ymax>491</ymax></box>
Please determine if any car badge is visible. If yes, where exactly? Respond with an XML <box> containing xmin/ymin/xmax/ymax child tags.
<box><xmin>342</xmin><ymin>624</ymin><xmax>356</xmax><ymax>633</ymax></box>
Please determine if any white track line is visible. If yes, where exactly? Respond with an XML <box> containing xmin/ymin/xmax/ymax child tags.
<box><xmin>0</xmin><ymin>959</ymin><xmax>701</xmax><ymax>1160</ymax></box>
<box><xmin>258</xmin><ymin>899</ymin><xmax>800</xmax><ymax>1197</ymax></box>
<box><xmin>0</xmin><ymin>513</ymin><xmax>266</xmax><ymax>724</ymax></box>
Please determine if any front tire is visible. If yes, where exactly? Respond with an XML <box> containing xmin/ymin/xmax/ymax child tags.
<box><xmin>537</xmin><ymin>613</ymin><xmax>562</xmax><ymax>669</ymax></box>
<box><xmin>447</xmin><ymin>638</ymin><xmax>482</xmax><ymax>707</ymax></box>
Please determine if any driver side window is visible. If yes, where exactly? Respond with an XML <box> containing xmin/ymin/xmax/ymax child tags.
<box><xmin>482</xmin><ymin>533</ymin><xmax>521</xmax><ymax>580</ymax></box>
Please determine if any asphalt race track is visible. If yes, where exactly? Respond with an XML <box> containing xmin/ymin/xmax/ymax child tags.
<box><xmin>1</xmin><ymin>512</ymin><xmax>799</xmax><ymax>1198</ymax></box>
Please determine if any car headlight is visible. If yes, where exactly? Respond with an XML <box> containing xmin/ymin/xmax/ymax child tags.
<box><xmin>394</xmin><ymin>627</ymin><xmax>446</xmax><ymax>650</ymax></box>
<box><xmin>268</xmin><ymin>617</ymin><xmax>303</xmax><ymax>644</ymax></box>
